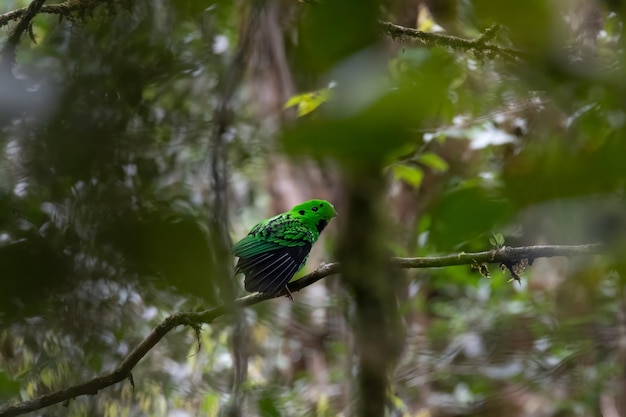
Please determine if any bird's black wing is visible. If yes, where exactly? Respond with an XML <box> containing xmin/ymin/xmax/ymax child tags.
<box><xmin>236</xmin><ymin>243</ymin><xmax>312</xmax><ymax>296</ymax></box>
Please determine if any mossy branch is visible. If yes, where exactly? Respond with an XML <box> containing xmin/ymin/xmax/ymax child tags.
<box><xmin>1</xmin><ymin>0</ymin><xmax>127</xmax><ymax>70</ymax></box>
<box><xmin>379</xmin><ymin>21</ymin><xmax>527</xmax><ymax>61</ymax></box>
<box><xmin>1</xmin><ymin>7</ymin><xmax>526</xmax><ymax>68</ymax></box>
<box><xmin>0</xmin><ymin>243</ymin><xmax>606</xmax><ymax>417</ymax></box>
<box><xmin>1</xmin><ymin>0</ymin><xmax>47</xmax><ymax>70</ymax></box>
<box><xmin>0</xmin><ymin>0</ymin><xmax>125</xmax><ymax>28</ymax></box>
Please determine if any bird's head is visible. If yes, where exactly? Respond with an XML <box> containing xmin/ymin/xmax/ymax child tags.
<box><xmin>290</xmin><ymin>199</ymin><xmax>337</xmax><ymax>233</ymax></box>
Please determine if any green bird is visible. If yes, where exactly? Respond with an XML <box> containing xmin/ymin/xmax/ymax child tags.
<box><xmin>233</xmin><ymin>199</ymin><xmax>337</xmax><ymax>297</ymax></box>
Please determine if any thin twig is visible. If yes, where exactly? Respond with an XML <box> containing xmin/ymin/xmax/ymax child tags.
<box><xmin>0</xmin><ymin>243</ymin><xmax>605</xmax><ymax>417</ymax></box>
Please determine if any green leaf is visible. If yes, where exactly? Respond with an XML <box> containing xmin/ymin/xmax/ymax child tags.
<box><xmin>284</xmin><ymin>87</ymin><xmax>333</xmax><ymax>117</ymax></box>
<box><xmin>489</xmin><ymin>233</ymin><xmax>505</xmax><ymax>248</ymax></box>
<box><xmin>417</xmin><ymin>152</ymin><xmax>449</xmax><ymax>172</ymax></box>
<box><xmin>40</xmin><ymin>368</ymin><xmax>55</xmax><ymax>389</ymax></box>
<box><xmin>430</xmin><ymin>185</ymin><xmax>512</xmax><ymax>250</ymax></box>
<box><xmin>0</xmin><ymin>372</ymin><xmax>20</xmax><ymax>400</ymax></box>
<box><xmin>200</xmin><ymin>392</ymin><xmax>220</xmax><ymax>416</ymax></box>
<box><xmin>87</xmin><ymin>353</ymin><xmax>103</xmax><ymax>372</ymax></box>
<box><xmin>258</xmin><ymin>391</ymin><xmax>281</xmax><ymax>417</ymax></box>
<box><xmin>282</xmin><ymin>91</ymin><xmax>417</xmax><ymax>166</ymax></box>
<box><xmin>392</xmin><ymin>164</ymin><xmax>424</xmax><ymax>187</ymax></box>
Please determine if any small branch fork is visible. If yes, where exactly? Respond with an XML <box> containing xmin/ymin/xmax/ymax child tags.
<box><xmin>0</xmin><ymin>244</ymin><xmax>606</xmax><ymax>417</ymax></box>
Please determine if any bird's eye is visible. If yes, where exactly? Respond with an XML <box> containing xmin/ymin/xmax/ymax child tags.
<box><xmin>299</xmin><ymin>210</ymin><xmax>305</xmax><ymax>215</ymax></box>
<box><xmin>311</xmin><ymin>206</ymin><xmax>318</xmax><ymax>212</ymax></box>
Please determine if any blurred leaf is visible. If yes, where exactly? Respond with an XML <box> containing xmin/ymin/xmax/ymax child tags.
<box><xmin>316</xmin><ymin>394</ymin><xmax>329</xmax><ymax>416</ymax></box>
<box><xmin>258</xmin><ymin>390</ymin><xmax>281</xmax><ymax>417</ymax></box>
<box><xmin>200</xmin><ymin>392</ymin><xmax>220</xmax><ymax>416</ymax></box>
<box><xmin>284</xmin><ymin>87</ymin><xmax>333</xmax><ymax>117</ymax></box>
<box><xmin>504</xmin><ymin>132</ymin><xmax>626</xmax><ymax>205</ymax></box>
<box><xmin>392</xmin><ymin>164</ymin><xmax>424</xmax><ymax>187</ymax></box>
<box><xmin>87</xmin><ymin>353</ymin><xmax>103</xmax><ymax>373</ymax></box>
<box><xmin>282</xmin><ymin>91</ymin><xmax>418</xmax><ymax>166</ymax></box>
<box><xmin>0</xmin><ymin>235</ymin><xmax>71</xmax><ymax>317</ymax></box>
<box><xmin>100</xmin><ymin>205</ymin><xmax>217</xmax><ymax>302</ymax></box>
<box><xmin>416</xmin><ymin>152</ymin><xmax>449</xmax><ymax>172</ymax></box>
<box><xmin>389</xmin><ymin>47</ymin><xmax>461</xmax><ymax>122</ymax></box>
<box><xmin>417</xmin><ymin>4</ymin><xmax>437</xmax><ymax>32</ymax></box>
<box><xmin>40</xmin><ymin>368</ymin><xmax>54</xmax><ymax>389</ymax></box>
<box><xmin>297</xmin><ymin>0</ymin><xmax>380</xmax><ymax>74</ymax></box>
<box><xmin>430</xmin><ymin>185</ymin><xmax>512</xmax><ymax>250</ymax></box>
<box><xmin>473</xmin><ymin>0</ymin><xmax>554</xmax><ymax>54</ymax></box>
<box><xmin>0</xmin><ymin>372</ymin><xmax>20</xmax><ymax>400</ymax></box>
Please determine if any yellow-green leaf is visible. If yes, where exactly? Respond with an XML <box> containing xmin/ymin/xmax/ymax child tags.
<box><xmin>284</xmin><ymin>87</ymin><xmax>333</xmax><ymax>116</ymax></box>
<box><xmin>417</xmin><ymin>152</ymin><xmax>449</xmax><ymax>172</ymax></box>
<box><xmin>392</xmin><ymin>164</ymin><xmax>424</xmax><ymax>187</ymax></box>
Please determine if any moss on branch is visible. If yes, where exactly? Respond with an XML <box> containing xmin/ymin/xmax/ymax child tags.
<box><xmin>379</xmin><ymin>20</ymin><xmax>527</xmax><ymax>61</ymax></box>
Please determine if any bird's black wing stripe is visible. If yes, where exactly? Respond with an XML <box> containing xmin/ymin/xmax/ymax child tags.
<box><xmin>252</xmin><ymin>253</ymin><xmax>291</xmax><ymax>281</ymax></box>
<box><xmin>242</xmin><ymin>244</ymin><xmax>312</xmax><ymax>295</ymax></box>
<box><xmin>235</xmin><ymin>252</ymin><xmax>273</xmax><ymax>273</ymax></box>
<box><xmin>244</xmin><ymin>251</ymin><xmax>299</xmax><ymax>294</ymax></box>
<box><xmin>260</xmin><ymin>259</ymin><xmax>301</xmax><ymax>295</ymax></box>
<box><xmin>254</xmin><ymin>255</ymin><xmax>293</xmax><ymax>294</ymax></box>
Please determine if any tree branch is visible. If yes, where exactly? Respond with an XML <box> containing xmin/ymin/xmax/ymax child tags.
<box><xmin>1</xmin><ymin>0</ymin><xmax>47</xmax><ymax>71</ymax></box>
<box><xmin>0</xmin><ymin>0</ymin><xmax>112</xmax><ymax>28</ymax></box>
<box><xmin>0</xmin><ymin>243</ymin><xmax>605</xmax><ymax>417</ymax></box>
<box><xmin>379</xmin><ymin>21</ymin><xmax>528</xmax><ymax>62</ymax></box>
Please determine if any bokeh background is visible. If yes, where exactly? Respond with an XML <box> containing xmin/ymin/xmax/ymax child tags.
<box><xmin>2</xmin><ymin>0</ymin><xmax>626</xmax><ymax>416</ymax></box>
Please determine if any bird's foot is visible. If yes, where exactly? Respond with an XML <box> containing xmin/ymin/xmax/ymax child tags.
<box><xmin>284</xmin><ymin>286</ymin><xmax>294</xmax><ymax>303</ymax></box>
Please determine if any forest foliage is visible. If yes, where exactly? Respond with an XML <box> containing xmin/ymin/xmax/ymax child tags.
<box><xmin>1</xmin><ymin>0</ymin><xmax>626</xmax><ymax>416</ymax></box>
